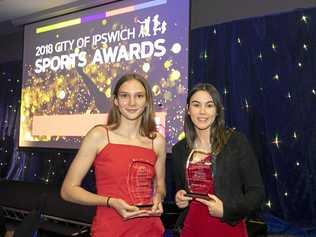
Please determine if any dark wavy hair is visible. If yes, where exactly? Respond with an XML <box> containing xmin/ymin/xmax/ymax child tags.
<box><xmin>107</xmin><ymin>73</ymin><xmax>156</xmax><ymax>138</ymax></box>
<box><xmin>184</xmin><ymin>83</ymin><xmax>232</xmax><ymax>155</ymax></box>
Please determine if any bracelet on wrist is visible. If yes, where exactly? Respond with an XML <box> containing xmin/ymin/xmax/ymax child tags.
<box><xmin>106</xmin><ymin>196</ymin><xmax>111</xmax><ymax>207</ymax></box>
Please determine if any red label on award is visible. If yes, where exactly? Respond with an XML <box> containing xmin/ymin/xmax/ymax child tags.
<box><xmin>185</xmin><ymin>149</ymin><xmax>213</xmax><ymax>199</ymax></box>
<box><xmin>127</xmin><ymin>159</ymin><xmax>155</xmax><ymax>207</ymax></box>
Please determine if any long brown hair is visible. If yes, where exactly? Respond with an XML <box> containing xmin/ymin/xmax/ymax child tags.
<box><xmin>184</xmin><ymin>83</ymin><xmax>233</xmax><ymax>155</ymax></box>
<box><xmin>107</xmin><ymin>73</ymin><xmax>157</xmax><ymax>138</ymax></box>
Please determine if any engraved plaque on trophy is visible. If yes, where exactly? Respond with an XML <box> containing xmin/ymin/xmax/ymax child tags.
<box><xmin>127</xmin><ymin>159</ymin><xmax>155</xmax><ymax>209</ymax></box>
<box><xmin>184</xmin><ymin>149</ymin><xmax>213</xmax><ymax>200</ymax></box>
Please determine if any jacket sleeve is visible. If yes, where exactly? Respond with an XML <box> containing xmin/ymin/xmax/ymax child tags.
<box><xmin>222</xmin><ymin>133</ymin><xmax>265</xmax><ymax>224</ymax></box>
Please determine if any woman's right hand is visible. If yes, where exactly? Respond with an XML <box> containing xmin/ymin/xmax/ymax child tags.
<box><xmin>175</xmin><ymin>190</ymin><xmax>192</xmax><ymax>208</ymax></box>
<box><xmin>109</xmin><ymin>198</ymin><xmax>149</xmax><ymax>219</ymax></box>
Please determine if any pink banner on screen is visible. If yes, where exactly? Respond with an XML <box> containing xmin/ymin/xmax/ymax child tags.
<box><xmin>32</xmin><ymin>112</ymin><xmax>166</xmax><ymax>137</ymax></box>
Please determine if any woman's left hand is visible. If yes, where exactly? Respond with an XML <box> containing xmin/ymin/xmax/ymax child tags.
<box><xmin>150</xmin><ymin>193</ymin><xmax>163</xmax><ymax>215</ymax></box>
<box><xmin>196</xmin><ymin>194</ymin><xmax>224</xmax><ymax>218</ymax></box>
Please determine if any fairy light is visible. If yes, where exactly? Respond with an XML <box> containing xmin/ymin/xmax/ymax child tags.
<box><xmin>301</xmin><ymin>15</ymin><xmax>308</xmax><ymax>23</ymax></box>
<box><xmin>272</xmin><ymin>134</ymin><xmax>281</xmax><ymax>148</ymax></box>
<box><xmin>258</xmin><ymin>52</ymin><xmax>263</xmax><ymax>60</ymax></box>
<box><xmin>303</xmin><ymin>44</ymin><xmax>308</xmax><ymax>50</ymax></box>
<box><xmin>273</xmin><ymin>74</ymin><xmax>279</xmax><ymax>80</ymax></box>
<box><xmin>293</xmin><ymin>131</ymin><xmax>297</xmax><ymax>139</ymax></box>
<box><xmin>266</xmin><ymin>200</ymin><xmax>272</xmax><ymax>208</ymax></box>
<box><xmin>273</xmin><ymin>171</ymin><xmax>278</xmax><ymax>179</ymax></box>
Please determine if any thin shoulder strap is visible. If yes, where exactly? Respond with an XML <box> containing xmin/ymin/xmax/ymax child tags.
<box><xmin>151</xmin><ymin>133</ymin><xmax>157</xmax><ymax>150</ymax></box>
<box><xmin>105</xmin><ymin>126</ymin><xmax>110</xmax><ymax>143</ymax></box>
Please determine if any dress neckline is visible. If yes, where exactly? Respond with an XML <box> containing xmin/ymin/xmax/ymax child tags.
<box><xmin>97</xmin><ymin>143</ymin><xmax>155</xmax><ymax>156</ymax></box>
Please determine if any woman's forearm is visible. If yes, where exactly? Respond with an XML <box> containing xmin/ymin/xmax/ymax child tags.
<box><xmin>61</xmin><ymin>184</ymin><xmax>108</xmax><ymax>206</ymax></box>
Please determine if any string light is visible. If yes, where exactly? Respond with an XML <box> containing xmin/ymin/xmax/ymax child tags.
<box><xmin>287</xmin><ymin>92</ymin><xmax>291</xmax><ymax>99</ymax></box>
<box><xmin>301</xmin><ymin>15</ymin><xmax>308</xmax><ymax>23</ymax></box>
<box><xmin>244</xmin><ymin>99</ymin><xmax>249</xmax><ymax>110</ymax></box>
<box><xmin>258</xmin><ymin>52</ymin><xmax>263</xmax><ymax>60</ymax></box>
<box><xmin>273</xmin><ymin>74</ymin><xmax>279</xmax><ymax>80</ymax></box>
<box><xmin>200</xmin><ymin>50</ymin><xmax>208</xmax><ymax>60</ymax></box>
<box><xmin>203</xmin><ymin>50</ymin><xmax>208</xmax><ymax>60</ymax></box>
<box><xmin>293</xmin><ymin>131</ymin><xmax>297</xmax><ymax>139</ymax></box>
<box><xmin>303</xmin><ymin>44</ymin><xmax>308</xmax><ymax>50</ymax></box>
<box><xmin>237</xmin><ymin>37</ymin><xmax>241</xmax><ymax>44</ymax></box>
<box><xmin>273</xmin><ymin>171</ymin><xmax>278</xmax><ymax>179</ymax></box>
<box><xmin>272</xmin><ymin>134</ymin><xmax>281</xmax><ymax>148</ymax></box>
<box><xmin>266</xmin><ymin>200</ymin><xmax>272</xmax><ymax>208</ymax></box>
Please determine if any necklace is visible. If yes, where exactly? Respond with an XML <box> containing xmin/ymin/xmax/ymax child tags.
<box><xmin>193</xmin><ymin>140</ymin><xmax>212</xmax><ymax>153</ymax></box>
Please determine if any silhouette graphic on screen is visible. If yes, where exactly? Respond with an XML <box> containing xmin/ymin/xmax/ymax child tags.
<box><xmin>76</xmin><ymin>67</ymin><xmax>109</xmax><ymax>113</ymax></box>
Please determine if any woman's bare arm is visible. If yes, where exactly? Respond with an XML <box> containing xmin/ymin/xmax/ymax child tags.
<box><xmin>60</xmin><ymin>126</ymin><xmax>108</xmax><ymax>206</ymax></box>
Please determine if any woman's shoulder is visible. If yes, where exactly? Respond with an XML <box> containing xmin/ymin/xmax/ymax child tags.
<box><xmin>227</xmin><ymin>129</ymin><xmax>248</xmax><ymax>144</ymax></box>
<box><xmin>224</xmin><ymin>129</ymin><xmax>252</xmax><ymax>153</ymax></box>
<box><xmin>89</xmin><ymin>124</ymin><xmax>107</xmax><ymax>133</ymax></box>
<box><xmin>151</xmin><ymin>132</ymin><xmax>166</xmax><ymax>156</ymax></box>
<box><xmin>85</xmin><ymin>124</ymin><xmax>108</xmax><ymax>143</ymax></box>
<box><xmin>152</xmin><ymin>132</ymin><xmax>166</xmax><ymax>147</ymax></box>
<box><xmin>76</xmin><ymin>125</ymin><xmax>108</xmax><ymax>154</ymax></box>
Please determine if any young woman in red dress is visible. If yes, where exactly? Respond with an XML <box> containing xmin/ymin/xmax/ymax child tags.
<box><xmin>172</xmin><ymin>83</ymin><xmax>265</xmax><ymax>237</ymax></box>
<box><xmin>61</xmin><ymin>74</ymin><xmax>166</xmax><ymax>236</ymax></box>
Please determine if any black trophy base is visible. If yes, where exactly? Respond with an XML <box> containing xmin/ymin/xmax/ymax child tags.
<box><xmin>184</xmin><ymin>192</ymin><xmax>210</xmax><ymax>200</ymax></box>
<box><xmin>136</xmin><ymin>204</ymin><xmax>153</xmax><ymax>210</ymax></box>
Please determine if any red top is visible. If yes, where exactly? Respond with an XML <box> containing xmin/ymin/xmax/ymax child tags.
<box><xmin>182</xmin><ymin>156</ymin><xmax>248</xmax><ymax>237</ymax></box>
<box><xmin>91</xmin><ymin>134</ymin><xmax>164</xmax><ymax>237</ymax></box>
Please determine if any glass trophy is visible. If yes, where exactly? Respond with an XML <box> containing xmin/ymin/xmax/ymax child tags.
<box><xmin>185</xmin><ymin>149</ymin><xmax>213</xmax><ymax>200</ymax></box>
<box><xmin>127</xmin><ymin>159</ymin><xmax>155</xmax><ymax>209</ymax></box>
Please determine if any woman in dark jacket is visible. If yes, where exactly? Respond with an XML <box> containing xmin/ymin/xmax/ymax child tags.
<box><xmin>172</xmin><ymin>83</ymin><xmax>265</xmax><ymax>237</ymax></box>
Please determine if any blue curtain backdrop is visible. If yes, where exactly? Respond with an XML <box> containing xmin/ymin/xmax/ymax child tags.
<box><xmin>1</xmin><ymin>7</ymin><xmax>316</xmax><ymax>235</ymax></box>
<box><xmin>190</xmin><ymin>7</ymin><xmax>316</xmax><ymax>234</ymax></box>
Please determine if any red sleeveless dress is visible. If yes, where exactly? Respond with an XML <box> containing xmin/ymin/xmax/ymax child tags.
<box><xmin>181</xmin><ymin>155</ymin><xmax>248</xmax><ymax>237</ymax></box>
<box><xmin>91</xmin><ymin>130</ymin><xmax>164</xmax><ymax>237</ymax></box>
